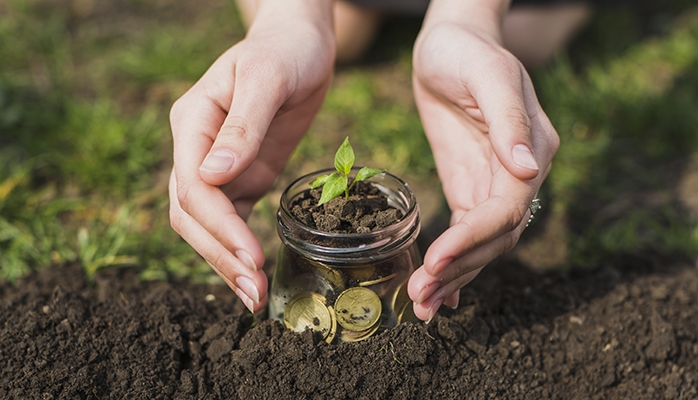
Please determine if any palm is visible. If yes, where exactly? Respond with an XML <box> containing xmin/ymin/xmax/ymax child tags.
<box><xmin>169</xmin><ymin>22</ymin><xmax>335</xmax><ymax>312</ymax></box>
<box><xmin>407</xmin><ymin>23</ymin><xmax>559</xmax><ymax>320</ymax></box>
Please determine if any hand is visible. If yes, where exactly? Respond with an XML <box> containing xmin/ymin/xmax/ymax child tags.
<box><xmin>407</xmin><ymin>6</ymin><xmax>560</xmax><ymax>322</ymax></box>
<box><xmin>169</xmin><ymin>1</ymin><xmax>335</xmax><ymax>313</ymax></box>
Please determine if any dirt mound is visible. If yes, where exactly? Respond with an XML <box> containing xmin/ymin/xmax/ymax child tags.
<box><xmin>2</xmin><ymin>256</ymin><xmax>698</xmax><ymax>399</ymax></box>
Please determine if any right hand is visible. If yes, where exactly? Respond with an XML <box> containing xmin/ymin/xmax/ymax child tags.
<box><xmin>407</xmin><ymin>2</ymin><xmax>559</xmax><ymax>322</ymax></box>
<box><xmin>169</xmin><ymin>8</ymin><xmax>335</xmax><ymax>312</ymax></box>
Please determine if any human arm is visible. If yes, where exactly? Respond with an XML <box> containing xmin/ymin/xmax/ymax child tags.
<box><xmin>169</xmin><ymin>0</ymin><xmax>336</xmax><ymax>312</ymax></box>
<box><xmin>407</xmin><ymin>0</ymin><xmax>560</xmax><ymax>321</ymax></box>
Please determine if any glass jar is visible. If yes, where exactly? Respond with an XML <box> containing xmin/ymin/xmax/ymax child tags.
<box><xmin>270</xmin><ymin>168</ymin><xmax>421</xmax><ymax>343</ymax></box>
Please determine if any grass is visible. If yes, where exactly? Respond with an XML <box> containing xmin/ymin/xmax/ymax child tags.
<box><xmin>1</xmin><ymin>0</ymin><xmax>698</xmax><ymax>284</ymax></box>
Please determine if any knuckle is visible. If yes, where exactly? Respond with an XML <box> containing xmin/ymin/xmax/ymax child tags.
<box><xmin>505</xmin><ymin>199</ymin><xmax>529</xmax><ymax>231</ymax></box>
<box><xmin>176</xmin><ymin>181</ymin><xmax>194</xmax><ymax>214</ymax></box>
<box><xmin>210</xmin><ymin>252</ymin><xmax>228</xmax><ymax>273</ymax></box>
<box><xmin>488</xmin><ymin>51</ymin><xmax>521</xmax><ymax>82</ymax></box>
<box><xmin>502</xmin><ymin>230</ymin><xmax>521</xmax><ymax>254</ymax></box>
<box><xmin>169</xmin><ymin>97</ymin><xmax>187</xmax><ymax>130</ymax></box>
<box><xmin>507</xmin><ymin>106</ymin><xmax>533</xmax><ymax>134</ymax></box>
<box><xmin>218</xmin><ymin>116</ymin><xmax>263</xmax><ymax>148</ymax></box>
<box><xmin>548</xmin><ymin>129</ymin><xmax>561</xmax><ymax>154</ymax></box>
<box><xmin>237</xmin><ymin>56</ymin><xmax>288</xmax><ymax>89</ymax></box>
<box><xmin>169</xmin><ymin>206</ymin><xmax>182</xmax><ymax>233</ymax></box>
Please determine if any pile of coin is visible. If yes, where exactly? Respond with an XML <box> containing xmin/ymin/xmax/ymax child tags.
<box><xmin>281</xmin><ymin>262</ymin><xmax>417</xmax><ymax>343</ymax></box>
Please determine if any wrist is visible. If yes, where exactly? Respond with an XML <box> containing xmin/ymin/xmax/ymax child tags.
<box><xmin>422</xmin><ymin>0</ymin><xmax>511</xmax><ymax>43</ymax></box>
<box><xmin>249</xmin><ymin>0</ymin><xmax>335</xmax><ymax>36</ymax></box>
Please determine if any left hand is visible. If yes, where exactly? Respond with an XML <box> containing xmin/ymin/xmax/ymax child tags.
<box><xmin>407</xmin><ymin>14</ymin><xmax>560</xmax><ymax>322</ymax></box>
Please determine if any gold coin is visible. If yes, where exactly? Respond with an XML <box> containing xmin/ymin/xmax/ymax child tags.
<box><xmin>345</xmin><ymin>265</ymin><xmax>375</xmax><ymax>281</ymax></box>
<box><xmin>391</xmin><ymin>282</ymin><xmax>419</xmax><ymax>324</ymax></box>
<box><xmin>306</xmin><ymin>259</ymin><xmax>346</xmax><ymax>291</ymax></box>
<box><xmin>396</xmin><ymin>300</ymin><xmax>419</xmax><ymax>324</ymax></box>
<box><xmin>358</xmin><ymin>272</ymin><xmax>397</xmax><ymax>287</ymax></box>
<box><xmin>325</xmin><ymin>305</ymin><xmax>338</xmax><ymax>344</ymax></box>
<box><xmin>339</xmin><ymin>321</ymin><xmax>381</xmax><ymax>342</ymax></box>
<box><xmin>283</xmin><ymin>292</ymin><xmax>333</xmax><ymax>340</ymax></box>
<box><xmin>390</xmin><ymin>282</ymin><xmax>411</xmax><ymax>314</ymax></box>
<box><xmin>334</xmin><ymin>287</ymin><xmax>382</xmax><ymax>332</ymax></box>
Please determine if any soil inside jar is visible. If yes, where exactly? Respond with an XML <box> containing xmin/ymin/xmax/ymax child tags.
<box><xmin>289</xmin><ymin>181</ymin><xmax>402</xmax><ymax>234</ymax></box>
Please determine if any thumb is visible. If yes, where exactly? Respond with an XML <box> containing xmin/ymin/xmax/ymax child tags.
<box><xmin>198</xmin><ymin>66</ymin><xmax>287</xmax><ymax>186</ymax></box>
<box><xmin>473</xmin><ymin>60</ymin><xmax>541</xmax><ymax>181</ymax></box>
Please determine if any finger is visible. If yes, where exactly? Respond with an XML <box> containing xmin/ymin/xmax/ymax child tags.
<box><xmin>429</xmin><ymin>212</ymin><xmax>531</xmax><ymax>285</ymax></box>
<box><xmin>466</xmin><ymin>53</ymin><xmax>541</xmax><ymax>181</ymax></box>
<box><xmin>407</xmin><ymin>217</ymin><xmax>525</xmax><ymax>310</ymax></box>
<box><xmin>443</xmin><ymin>290</ymin><xmax>460</xmax><ymax>309</ymax></box>
<box><xmin>412</xmin><ymin>78</ymin><xmax>492</xmax><ymax>212</ymax></box>
<box><xmin>424</xmin><ymin>177</ymin><xmax>530</xmax><ymax>276</ymax></box>
<box><xmin>169</xmin><ymin>172</ymin><xmax>268</xmax><ymax>312</ymax></box>
<box><xmin>170</xmin><ymin>61</ymin><xmax>282</xmax><ymax>268</ymax></box>
<box><xmin>410</xmin><ymin>266</ymin><xmax>484</xmax><ymax>322</ymax></box>
<box><xmin>197</xmin><ymin>57</ymin><xmax>289</xmax><ymax>185</ymax></box>
<box><xmin>217</xmin><ymin>86</ymin><xmax>331</xmax><ymax>219</ymax></box>
<box><xmin>520</xmin><ymin>72</ymin><xmax>560</xmax><ymax>164</ymax></box>
<box><xmin>171</xmin><ymin>166</ymin><xmax>265</xmax><ymax>271</ymax></box>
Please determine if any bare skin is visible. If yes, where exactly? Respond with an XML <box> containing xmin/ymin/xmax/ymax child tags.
<box><xmin>169</xmin><ymin>0</ymin><xmax>561</xmax><ymax>319</ymax></box>
<box><xmin>238</xmin><ymin>0</ymin><xmax>592</xmax><ymax>67</ymax></box>
<box><xmin>408</xmin><ymin>0</ymin><xmax>559</xmax><ymax>320</ymax></box>
<box><xmin>169</xmin><ymin>0</ymin><xmax>336</xmax><ymax>312</ymax></box>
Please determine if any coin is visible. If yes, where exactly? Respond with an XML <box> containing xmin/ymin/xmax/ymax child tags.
<box><xmin>345</xmin><ymin>265</ymin><xmax>375</xmax><ymax>281</ymax></box>
<box><xmin>358</xmin><ymin>272</ymin><xmax>397</xmax><ymax>287</ymax></box>
<box><xmin>339</xmin><ymin>320</ymin><xmax>381</xmax><ymax>342</ymax></box>
<box><xmin>283</xmin><ymin>292</ymin><xmax>333</xmax><ymax>340</ymax></box>
<box><xmin>396</xmin><ymin>300</ymin><xmax>419</xmax><ymax>324</ymax></box>
<box><xmin>391</xmin><ymin>282</ymin><xmax>419</xmax><ymax>324</ymax></box>
<box><xmin>325</xmin><ymin>305</ymin><xmax>338</xmax><ymax>344</ymax></box>
<box><xmin>334</xmin><ymin>287</ymin><xmax>382</xmax><ymax>332</ymax></box>
<box><xmin>391</xmin><ymin>282</ymin><xmax>411</xmax><ymax>314</ymax></box>
<box><xmin>305</xmin><ymin>259</ymin><xmax>346</xmax><ymax>292</ymax></box>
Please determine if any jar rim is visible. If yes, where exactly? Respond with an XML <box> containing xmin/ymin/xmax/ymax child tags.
<box><xmin>277</xmin><ymin>168</ymin><xmax>420</xmax><ymax>262</ymax></box>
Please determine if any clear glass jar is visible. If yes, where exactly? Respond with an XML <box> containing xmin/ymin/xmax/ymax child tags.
<box><xmin>270</xmin><ymin>168</ymin><xmax>421</xmax><ymax>343</ymax></box>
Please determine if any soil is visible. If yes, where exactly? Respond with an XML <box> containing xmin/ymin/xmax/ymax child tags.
<box><xmin>290</xmin><ymin>181</ymin><xmax>401</xmax><ymax>234</ymax></box>
<box><xmin>3</xmin><ymin>254</ymin><xmax>698</xmax><ymax>399</ymax></box>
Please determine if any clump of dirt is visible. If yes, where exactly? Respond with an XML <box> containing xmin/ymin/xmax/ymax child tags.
<box><xmin>290</xmin><ymin>181</ymin><xmax>402</xmax><ymax>233</ymax></box>
<box><xmin>2</xmin><ymin>255</ymin><xmax>698</xmax><ymax>399</ymax></box>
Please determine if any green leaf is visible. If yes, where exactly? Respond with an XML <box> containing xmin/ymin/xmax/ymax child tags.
<box><xmin>354</xmin><ymin>167</ymin><xmax>383</xmax><ymax>183</ymax></box>
<box><xmin>318</xmin><ymin>173</ymin><xmax>348</xmax><ymax>205</ymax></box>
<box><xmin>334</xmin><ymin>136</ymin><xmax>354</xmax><ymax>176</ymax></box>
<box><xmin>310</xmin><ymin>174</ymin><xmax>331</xmax><ymax>189</ymax></box>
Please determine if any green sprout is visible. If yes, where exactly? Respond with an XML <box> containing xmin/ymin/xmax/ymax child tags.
<box><xmin>310</xmin><ymin>137</ymin><xmax>384</xmax><ymax>205</ymax></box>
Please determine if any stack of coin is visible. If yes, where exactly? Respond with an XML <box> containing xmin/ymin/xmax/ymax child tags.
<box><xmin>334</xmin><ymin>287</ymin><xmax>382</xmax><ymax>342</ymax></box>
<box><xmin>283</xmin><ymin>292</ymin><xmax>337</xmax><ymax>343</ymax></box>
<box><xmin>281</xmin><ymin>260</ymin><xmax>416</xmax><ymax>342</ymax></box>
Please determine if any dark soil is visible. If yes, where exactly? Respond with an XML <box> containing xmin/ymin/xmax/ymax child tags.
<box><xmin>3</xmin><ymin>254</ymin><xmax>698</xmax><ymax>399</ymax></box>
<box><xmin>290</xmin><ymin>181</ymin><xmax>401</xmax><ymax>234</ymax></box>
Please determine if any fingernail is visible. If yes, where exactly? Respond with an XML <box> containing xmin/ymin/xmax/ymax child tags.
<box><xmin>235</xmin><ymin>288</ymin><xmax>256</xmax><ymax>313</ymax></box>
<box><xmin>235</xmin><ymin>276</ymin><xmax>259</xmax><ymax>304</ymax></box>
<box><xmin>512</xmin><ymin>144</ymin><xmax>539</xmax><ymax>171</ymax></box>
<box><xmin>426</xmin><ymin>298</ymin><xmax>444</xmax><ymax>324</ymax></box>
<box><xmin>428</xmin><ymin>257</ymin><xmax>453</xmax><ymax>276</ymax></box>
<box><xmin>200</xmin><ymin>150</ymin><xmax>235</xmax><ymax>173</ymax></box>
<box><xmin>416</xmin><ymin>282</ymin><xmax>440</xmax><ymax>304</ymax></box>
<box><xmin>236</xmin><ymin>250</ymin><xmax>258</xmax><ymax>272</ymax></box>
<box><xmin>444</xmin><ymin>291</ymin><xmax>460</xmax><ymax>309</ymax></box>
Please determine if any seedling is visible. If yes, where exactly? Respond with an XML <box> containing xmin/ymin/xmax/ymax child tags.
<box><xmin>310</xmin><ymin>137</ymin><xmax>383</xmax><ymax>205</ymax></box>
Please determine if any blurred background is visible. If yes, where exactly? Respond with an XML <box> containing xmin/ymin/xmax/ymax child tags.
<box><xmin>1</xmin><ymin>0</ymin><xmax>697</xmax><ymax>286</ymax></box>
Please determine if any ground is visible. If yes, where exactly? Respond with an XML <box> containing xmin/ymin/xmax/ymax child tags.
<box><xmin>2</xmin><ymin>254</ymin><xmax>698</xmax><ymax>399</ymax></box>
<box><xmin>2</xmin><ymin>1</ymin><xmax>698</xmax><ymax>398</ymax></box>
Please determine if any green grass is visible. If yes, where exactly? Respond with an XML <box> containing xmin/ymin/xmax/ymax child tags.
<box><xmin>534</xmin><ymin>6</ymin><xmax>698</xmax><ymax>266</ymax></box>
<box><xmin>1</xmin><ymin>0</ymin><xmax>698</xmax><ymax>284</ymax></box>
